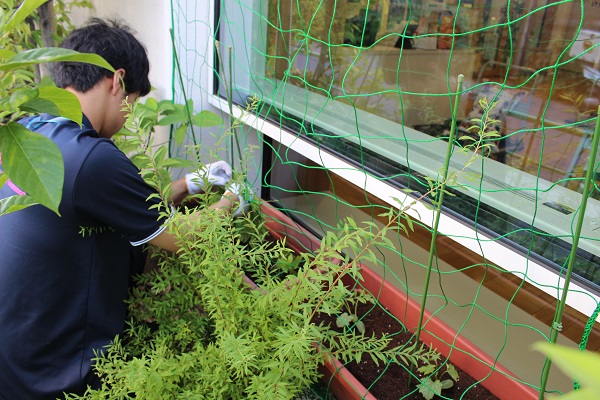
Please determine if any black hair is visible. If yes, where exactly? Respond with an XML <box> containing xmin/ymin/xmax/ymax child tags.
<box><xmin>53</xmin><ymin>18</ymin><xmax>151</xmax><ymax>96</ymax></box>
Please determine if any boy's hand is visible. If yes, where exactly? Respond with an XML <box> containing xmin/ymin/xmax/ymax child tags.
<box><xmin>223</xmin><ymin>182</ymin><xmax>253</xmax><ymax>216</ymax></box>
<box><xmin>185</xmin><ymin>160</ymin><xmax>233</xmax><ymax>194</ymax></box>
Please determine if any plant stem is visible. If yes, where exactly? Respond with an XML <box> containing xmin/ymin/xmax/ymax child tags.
<box><xmin>414</xmin><ymin>74</ymin><xmax>464</xmax><ymax>346</ymax></box>
<box><xmin>408</xmin><ymin>75</ymin><xmax>463</xmax><ymax>387</ymax></box>
<box><xmin>537</xmin><ymin>106</ymin><xmax>600</xmax><ymax>400</ymax></box>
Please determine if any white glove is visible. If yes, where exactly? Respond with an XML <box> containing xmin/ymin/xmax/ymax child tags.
<box><xmin>223</xmin><ymin>182</ymin><xmax>253</xmax><ymax>216</ymax></box>
<box><xmin>185</xmin><ymin>160</ymin><xmax>232</xmax><ymax>194</ymax></box>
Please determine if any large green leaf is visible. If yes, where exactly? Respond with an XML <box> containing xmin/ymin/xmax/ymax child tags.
<box><xmin>0</xmin><ymin>195</ymin><xmax>37</xmax><ymax>217</ymax></box>
<box><xmin>191</xmin><ymin>110</ymin><xmax>223</xmax><ymax>127</ymax></box>
<box><xmin>157</xmin><ymin>113</ymin><xmax>187</xmax><ymax>127</ymax></box>
<box><xmin>8</xmin><ymin>87</ymin><xmax>38</xmax><ymax>109</ymax></box>
<box><xmin>173</xmin><ymin>124</ymin><xmax>188</xmax><ymax>146</ymax></box>
<box><xmin>0</xmin><ymin>48</ymin><xmax>115</xmax><ymax>73</ymax></box>
<box><xmin>534</xmin><ymin>342</ymin><xmax>600</xmax><ymax>399</ymax></box>
<box><xmin>0</xmin><ymin>123</ymin><xmax>63</xmax><ymax>215</ymax></box>
<box><xmin>3</xmin><ymin>0</ymin><xmax>47</xmax><ymax>33</ymax></box>
<box><xmin>21</xmin><ymin>86</ymin><xmax>82</xmax><ymax>125</ymax></box>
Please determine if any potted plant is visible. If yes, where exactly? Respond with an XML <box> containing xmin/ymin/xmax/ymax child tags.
<box><xmin>254</xmin><ymin>88</ymin><xmax>541</xmax><ymax>399</ymax></box>
<box><xmin>67</xmin><ymin>185</ymin><xmax>439</xmax><ymax>400</ymax></box>
<box><xmin>1</xmin><ymin>0</ymin><xmax>114</xmax><ymax>216</ymax></box>
<box><xmin>316</xmin><ymin>261</ymin><xmax>539</xmax><ymax>400</ymax></box>
<box><xmin>64</xmin><ymin>96</ymin><xmax>444</xmax><ymax>399</ymax></box>
<box><xmin>69</xmin><ymin>88</ymin><xmax>542</xmax><ymax>399</ymax></box>
<box><xmin>259</xmin><ymin>200</ymin><xmax>538</xmax><ymax>400</ymax></box>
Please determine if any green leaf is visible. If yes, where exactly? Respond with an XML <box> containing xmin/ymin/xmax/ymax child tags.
<box><xmin>153</xmin><ymin>146</ymin><xmax>167</xmax><ymax>167</ymax></box>
<box><xmin>0</xmin><ymin>49</ymin><xmax>16</xmax><ymax>60</ymax></box>
<box><xmin>462</xmin><ymin>171</ymin><xmax>482</xmax><ymax>183</ymax></box>
<box><xmin>418</xmin><ymin>364</ymin><xmax>436</xmax><ymax>375</ymax></box>
<box><xmin>9</xmin><ymin>88</ymin><xmax>38</xmax><ymax>109</ymax></box>
<box><xmin>130</xmin><ymin>153</ymin><xmax>152</xmax><ymax>170</ymax></box>
<box><xmin>1</xmin><ymin>48</ymin><xmax>115</xmax><ymax>73</ymax></box>
<box><xmin>534</xmin><ymin>342</ymin><xmax>600</xmax><ymax>395</ymax></box>
<box><xmin>445</xmin><ymin>364</ymin><xmax>459</xmax><ymax>382</ymax></box>
<box><xmin>185</xmin><ymin>99</ymin><xmax>194</xmax><ymax>115</ymax></box>
<box><xmin>403</xmin><ymin>214</ymin><xmax>414</xmax><ymax>232</ymax></box>
<box><xmin>157</xmin><ymin>114</ymin><xmax>187</xmax><ymax>127</ymax></box>
<box><xmin>354</xmin><ymin>352</ymin><xmax>362</xmax><ymax>364</ymax></box>
<box><xmin>157</xmin><ymin>100</ymin><xmax>176</xmax><ymax>112</ymax></box>
<box><xmin>369</xmin><ymin>352</ymin><xmax>380</xmax><ymax>367</ymax></box>
<box><xmin>136</xmin><ymin>107</ymin><xmax>157</xmax><ymax>121</ymax></box>
<box><xmin>144</xmin><ymin>97</ymin><xmax>158</xmax><ymax>111</ymax></box>
<box><xmin>191</xmin><ymin>110</ymin><xmax>223</xmax><ymax>127</ymax></box>
<box><xmin>21</xmin><ymin>87</ymin><xmax>82</xmax><ymax>125</ymax></box>
<box><xmin>378</xmin><ymin>210</ymin><xmax>392</xmax><ymax>219</ymax></box>
<box><xmin>422</xmin><ymin>202</ymin><xmax>434</xmax><ymax>211</ymax></box>
<box><xmin>440</xmin><ymin>379</ymin><xmax>455</xmax><ymax>390</ymax></box>
<box><xmin>173</xmin><ymin>124</ymin><xmax>188</xmax><ymax>146</ymax></box>
<box><xmin>335</xmin><ymin>312</ymin><xmax>355</xmax><ymax>328</ymax></box>
<box><xmin>0</xmin><ymin>195</ymin><xmax>37</xmax><ymax>216</ymax></box>
<box><xmin>355</xmin><ymin>320</ymin><xmax>365</xmax><ymax>334</ymax></box>
<box><xmin>3</xmin><ymin>0</ymin><xmax>47</xmax><ymax>33</ymax></box>
<box><xmin>0</xmin><ymin>123</ymin><xmax>63</xmax><ymax>214</ymax></box>
<box><xmin>418</xmin><ymin>377</ymin><xmax>442</xmax><ymax>400</ymax></box>
<box><xmin>162</xmin><ymin>157</ymin><xmax>192</xmax><ymax>169</ymax></box>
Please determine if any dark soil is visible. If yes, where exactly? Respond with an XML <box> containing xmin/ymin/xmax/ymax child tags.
<box><xmin>314</xmin><ymin>302</ymin><xmax>500</xmax><ymax>400</ymax></box>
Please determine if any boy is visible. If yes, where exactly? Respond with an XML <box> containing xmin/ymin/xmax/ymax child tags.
<box><xmin>0</xmin><ymin>18</ymin><xmax>244</xmax><ymax>399</ymax></box>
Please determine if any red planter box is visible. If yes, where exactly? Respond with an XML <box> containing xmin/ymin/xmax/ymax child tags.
<box><xmin>260</xmin><ymin>201</ymin><xmax>322</xmax><ymax>255</ymax></box>
<box><xmin>259</xmin><ymin>201</ymin><xmax>538</xmax><ymax>400</ymax></box>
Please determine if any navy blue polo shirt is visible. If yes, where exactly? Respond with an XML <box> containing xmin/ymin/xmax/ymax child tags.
<box><xmin>0</xmin><ymin>114</ymin><xmax>167</xmax><ymax>399</ymax></box>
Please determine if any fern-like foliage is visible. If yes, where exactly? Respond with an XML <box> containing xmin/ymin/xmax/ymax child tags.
<box><xmin>64</xmin><ymin>93</ymin><xmax>499</xmax><ymax>399</ymax></box>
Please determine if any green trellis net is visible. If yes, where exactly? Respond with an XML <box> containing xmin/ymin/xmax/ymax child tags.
<box><xmin>170</xmin><ymin>0</ymin><xmax>600</xmax><ymax>398</ymax></box>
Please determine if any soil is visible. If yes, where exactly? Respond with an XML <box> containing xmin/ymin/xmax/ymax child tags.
<box><xmin>313</xmin><ymin>302</ymin><xmax>500</xmax><ymax>400</ymax></box>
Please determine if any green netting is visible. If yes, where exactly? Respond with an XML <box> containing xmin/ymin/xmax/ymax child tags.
<box><xmin>170</xmin><ymin>1</ymin><xmax>600</xmax><ymax>399</ymax></box>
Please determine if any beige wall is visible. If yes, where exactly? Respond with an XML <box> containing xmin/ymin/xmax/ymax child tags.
<box><xmin>68</xmin><ymin>1</ymin><xmax>173</xmax><ymax>146</ymax></box>
<box><xmin>70</xmin><ymin>1</ymin><xmax>172</xmax><ymax>102</ymax></box>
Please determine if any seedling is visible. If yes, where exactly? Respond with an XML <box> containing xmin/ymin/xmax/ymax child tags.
<box><xmin>417</xmin><ymin>359</ymin><xmax>459</xmax><ymax>400</ymax></box>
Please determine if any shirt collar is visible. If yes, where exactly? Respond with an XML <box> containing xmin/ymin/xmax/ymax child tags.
<box><xmin>81</xmin><ymin>113</ymin><xmax>94</xmax><ymax>131</ymax></box>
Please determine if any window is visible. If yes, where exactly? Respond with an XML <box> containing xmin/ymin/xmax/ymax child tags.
<box><xmin>215</xmin><ymin>0</ymin><xmax>600</xmax><ymax>296</ymax></box>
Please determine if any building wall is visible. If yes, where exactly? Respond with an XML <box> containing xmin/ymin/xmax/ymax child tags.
<box><xmin>69</xmin><ymin>1</ymin><xmax>172</xmax><ymax>103</ymax></box>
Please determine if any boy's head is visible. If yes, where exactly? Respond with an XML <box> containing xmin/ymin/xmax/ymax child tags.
<box><xmin>53</xmin><ymin>18</ymin><xmax>151</xmax><ymax>97</ymax></box>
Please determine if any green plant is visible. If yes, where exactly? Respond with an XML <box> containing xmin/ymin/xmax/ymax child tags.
<box><xmin>417</xmin><ymin>358</ymin><xmax>459</xmax><ymax>400</ymax></box>
<box><xmin>459</xmin><ymin>96</ymin><xmax>502</xmax><ymax>158</ymax></box>
<box><xmin>534</xmin><ymin>342</ymin><xmax>600</xmax><ymax>400</ymax></box>
<box><xmin>0</xmin><ymin>0</ymin><xmax>114</xmax><ymax>216</ymax></box>
<box><xmin>334</xmin><ymin>288</ymin><xmax>374</xmax><ymax>335</ymax></box>
<box><xmin>65</xmin><ymin>86</ymin><xmax>505</xmax><ymax>399</ymax></box>
<box><xmin>71</xmin><ymin>210</ymin><xmax>442</xmax><ymax>399</ymax></box>
<box><xmin>52</xmin><ymin>1</ymin><xmax>94</xmax><ymax>42</ymax></box>
<box><xmin>62</xmin><ymin>95</ymin><xmax>444</xmax><ymax>399</ymax></box>
<box><xmin>114</xmin><ymin>96</ymin><xmax>224</xmax><ymax>211</ymax></box>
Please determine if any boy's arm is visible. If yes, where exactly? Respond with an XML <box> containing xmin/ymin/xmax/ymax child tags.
<box><xmin>170</xmin><ymin>178</ymin><xmax>190</xmax><ymax>207</ymax></box>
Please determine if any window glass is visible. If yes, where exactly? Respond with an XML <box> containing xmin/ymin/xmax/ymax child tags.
<box><xmin>217</xmin><ymin>0</ymin><xmax>600</xmax><ymax>291</ymax></box>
